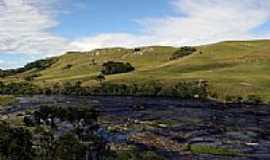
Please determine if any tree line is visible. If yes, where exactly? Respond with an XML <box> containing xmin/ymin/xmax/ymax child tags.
<box><xmin>0</xmin><ymin>80</ymin><xmax>209</xmax><ymax>99</ymax></box>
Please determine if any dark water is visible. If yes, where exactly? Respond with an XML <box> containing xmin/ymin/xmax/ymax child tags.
<box><xmin>2</xmin><ymin>95</ymin><xmax>270</xmax><ymax>160</ymax></box>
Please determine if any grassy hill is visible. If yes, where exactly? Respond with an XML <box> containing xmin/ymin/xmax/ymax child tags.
<box><xmin>2</xmin><ymin>40</ymin><xmax>270</xmax><ymax>101</ymax></box>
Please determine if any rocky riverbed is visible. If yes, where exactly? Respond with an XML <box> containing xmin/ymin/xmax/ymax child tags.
<box><xmin>1</xmin><ymin>95</ymin><xmax>270</xmax><ymax>160</ymax></box>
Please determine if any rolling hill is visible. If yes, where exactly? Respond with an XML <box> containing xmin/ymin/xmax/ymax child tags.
<box><xmin>2</xmin><ymin>40</ymin><xmax>270</xmax><ymax>101</ymax></box>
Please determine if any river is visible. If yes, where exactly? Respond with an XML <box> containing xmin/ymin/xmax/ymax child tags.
<box><xmin>1</xmin><ymin>95</ymin><xmax>270</xmax><ymax>160</ymax></box>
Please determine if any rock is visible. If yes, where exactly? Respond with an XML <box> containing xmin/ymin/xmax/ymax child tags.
<box><xmin>1</xmin><ymin>115</ymin><xmax>9</xmax><ymax>120</ymax></box>
<box><xmin>194</xmin><ymin>94</ymin><xmax>200</xmax><ymax>99</ymax></box>
<box><xmin>134</xmin><ymin>119</ymin><xmax>140</xmax><ymax>124</ymax></box>
<box><xmin>189</xmin><ymin>137</ymin><xmax>217</xmax><ymax>145</ymax></box>
<box><xmin>158</xmin><ymin>124</ymin><xmax>168</xmax><ymax>128</ymax></box>
<box><xmin>245</xmin><ymin>142</ymin><xmax>259</xmax><ymax>146</ymax></box>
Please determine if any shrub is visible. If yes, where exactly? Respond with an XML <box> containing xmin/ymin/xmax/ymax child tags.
<box><xmin>0</xmin><ymin>123</ymin><xmax>34</xmax><ymax>160</ymax></box>
<box><xmin>90</xmin><ymin>59</ymin><xmax>97</xmax><ymax>65</ymax></box>
<box><xmin>244</xmin><ymin>95</ymin><xmax>263</xmax><ymax>104</ymax></box>
<box><xmin>225</xmin><ymin>95</ymin><xmax>263</xmax><ymax>104</ymax></box>
<box><xmin>63</xmin><ymin>64</ymin><xmax>73</xmax><ymax>70</ymax></box>
<box><xmin>190</xmin><ymin>145</ymin><xmax>241</xmax><ymax>156</ymax></box>
<box><xmin>53</xmin><ymin>133</ymin><xmax>88</xmax><ymax>160</ymax></box>
<box><xmin>225</xmin><ymin>95</ymin><xmax>243</xmax><ymax>103</ymax></box>
<box><xmin>170</xmin><ymin>46</ymin><xmax>196</xmax><ymax>60</ymax></box>
<box><xmin>0</xmin><ymin>82</ymin><xmax>41</xmax><ymax>95</ymax></box>
<box><xmin>24</xmin><ymin>74</ymin><xmax>40</xmax><ymax>81</ymax></box>
<box><xmin>101</xmin><ymin>61</ymin><xmax>135</xmax><ymax>75</ymax></box>
<box><xmin>94</xmin><ymin>73</ymin><xmax>106</xmax><ymax>84</ymax></box>
<box><xmin>24</xmin><ymin>58</ymin><xmax>57</xmax><ymax>71</ymax></box>
<box><xmin>0</xmin><ymin>58</ymin><xmax>57</xmax><ymax>77</ymax></box>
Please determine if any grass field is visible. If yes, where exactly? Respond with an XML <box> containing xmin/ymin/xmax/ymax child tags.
<box><xmin>3</xmin><ymin>40</ymin><xmax>270</xmax><ymax>102</ymax></box>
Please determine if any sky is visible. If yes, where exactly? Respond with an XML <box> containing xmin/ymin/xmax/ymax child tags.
<box><xmin>0</xmin><ymin>0</ymin><xmax>270</xmax><ymax>69</ymax></box>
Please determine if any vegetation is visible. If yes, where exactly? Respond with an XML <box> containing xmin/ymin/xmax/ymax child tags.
<box><xmin>189</xmin><ymin>145</ymin><xmax>241</xmax><ymax>156</ymax></box>
<box><xmin>0</xmin><ymin>105</ymin><xmax>110</xmax><ymax>160</ymax></box>
<box><xmin>0</xmin><ymin>81</ymin><xmax>40</xmax><ymax>95</ymax></box>
<box><xmin>24</xmin><ymin>74</ymin><xmax>41</xmax><ymax>81</ymax></box>
<box><xmin>30</xmin><ymin>105</ymin><xmax>98</xmax><ymax>125</ymax></box>
<box><xmin>101</xmin><ymin>61</ymin><xmax>135</xmax><ymax>75</ymax></box>
<box><xmin>225</xmin><ymin>95</ymin><xmax>263</xmax><ymax>104</ymax></box>
<box><xmin>1</xmin><ymin>40</ymin><xmax>270</xmax><ymax>101</ymax></box>
<box><xmin>23</xmin><ymin>58</ymin><xmax>58</xmax><ymax>71</ymax></box>
<box><xmin>94</xmin><ymin>73</ymin><xmax>106</xmax><ymax>84</ymax></box>
<box><xmin>0</xmin><ymin>122</ymin><xmax>34</xmax><ymax>160</ymax></box>
<box><xmin>0</xmin><ymin>96</ymin><xmax>16</xmax><ymax>106</ymax></box>
<box><xmin>63</xmin><ymin>64</ymin><xmax>73</xmax><ymax>70</ymax></box>
<box><xmin>169</xmin><ymin>46</ymin><xmax>197</xmax><ymax>60</ymax></box>
<box><xmin>0</xmin><ymin>58</ymin><xmax>57</xmax><ymax>78</ymax></box>
<box><xmin>0</xmin><ymin>80</ymin><xmax>209</xmax><ymax>99</ymax></box>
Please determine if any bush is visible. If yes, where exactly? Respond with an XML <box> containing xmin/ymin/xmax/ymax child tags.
<box><xmin>94</xmin><ymin>73</ymin><xmax>106</xmax><ymax>84</ymax></box>
<box><xmin>63</xmin><ymin>64</ymin><xmax>73</xmax><ymax>70</ymax></box>
<box><xmin>0</xmin><ymin>82</ymin><xmax>41</xmax><ymax>95</ymax></box>
<box><xmin>85</xmin><ymin>80</ymin><xmax>208</xmax><ymax>99</ymax></box>
<box><xmin>33</xmin><ymin>105</ymin><xmax>98</xmax><ymax>125</ymax></box>
<box><xmin>170</xmin><ymin>46</ymin><xmax>196</xmax><ymax>60</ymax></box>
<box><xmin>0</xmin><ymin>123</ymin><xmax>34</xmax><ymax>160</ymax></box>
<box><xmin>225</xmin><ymin>95</ymin><xmax>263</xmax><ymax>104</ymax></box>
<box><xmin>24</xmin><ymin>74</ymin><xmax>40</xmax><ymax>81</ymax></box>
<box><xmin>101</xmin><ymin>61</ymin><xmax>135</xmax><ymax>75</ymax></box>
<box><xmin>0</xmin><ymin>58</ymin><xmax>57</xmax><ymax>78</ymax></box>
<box><xmin>53</xmin><ymin>133</ymin><xmax>87</xmax><ymax>160</ymax></box>
<box><xmin>190</xmin><ymin>145</ymin><xmax>241</xmax><ymax>156</ymax></box>
<box><xmin>244</xmin><ymin>95</ymin><xmax>263</xmax><ymax>104</ymax></box>
<box><xmin>225</xmin><ymin>95</ymin><xmax>243</xmax><ymax>103</ymax></box>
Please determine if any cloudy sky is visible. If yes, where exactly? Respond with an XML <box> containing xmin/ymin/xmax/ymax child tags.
<box><xmin>0</xmin><ymin>0</ymin><xmax>270</xmax><ymax>69</ymax></box>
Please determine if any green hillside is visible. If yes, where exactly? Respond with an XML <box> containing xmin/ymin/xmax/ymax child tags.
<box><xmin>2</xmin><ymin>40</ymin><xmax>270</xmax><ymax>101</ymax></box>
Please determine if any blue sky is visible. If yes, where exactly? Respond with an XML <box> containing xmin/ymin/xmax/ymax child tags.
<box><xmin>53</xmin><ymin>0</ymin><xmax>174</xmax><ymax>38</ymax></box>
<box><xmin>0</xmin><ymin>0</ymin><xmax>270</xmax><ymax>69</ymax></box>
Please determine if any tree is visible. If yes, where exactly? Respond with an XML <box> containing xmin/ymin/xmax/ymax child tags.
<box><xmin>169</xmin><ymin>46</ymin><xmax>197</xmax><ymax>60</ymax></box>
<box><xmin>90</xmin><ymin>59</ymin><xmax>97</xmax><ymax>66</ymax></box>
<box><xmin>53</xmin><ymin>133</ymin><xmax>87</xmax><ymax>160</ymax></box>
<box><xmin>101</xmin><ymin>61</ymin><xmax>135</xmax><ymax>75</ymax></box>
<box><xmin>0</xmin><ymin>123</ymin><xmax>34</xmax><ymax>160</ymax></box>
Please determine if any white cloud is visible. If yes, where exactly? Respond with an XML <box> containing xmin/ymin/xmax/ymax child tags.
<box><xmin>73</xmin><ymin>0</ymin><xmax>270</xmax><ymax>50</ymax></box>
<box><xmin>70</xmin><ymin>33</ymin><xmax>157</xmax><ymax>51</ymax></box>
<box><xmin>0</xmin><ymin>0</ymin><xmax>71</xmax><ymax>56</ymax></box>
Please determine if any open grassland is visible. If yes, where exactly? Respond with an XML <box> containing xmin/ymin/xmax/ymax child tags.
<box><xmin>2</xmin><ymin>40</ymin><xmax>270</xmax><ymax>101</ymax></box>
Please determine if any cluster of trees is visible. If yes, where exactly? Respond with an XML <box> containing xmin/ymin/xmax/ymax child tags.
<box><xmin>0</xmin><ymin>69</ymin><xmax>15</xmax><ymax>78</ymax></box>
<box><xmin>170</xmin><ymin>46</ymin><xmax>197</xmax><ymax>60</ymax></box>
<box><xmin>90</xmin><ymin>81</ymin><xmax>208</xmax><ymax>99</ymax></box>
<box><xmin>31</xmin><ymin>105</ymin><xmax>98</xmax><ymax>125</ymax></box>
<box><xmin>0</xmin><ymin>122</ymin><xmax>34</xmax><ymax>160</ymax></box>
<box><xmin>101</xmin><ymin>61</ymin><xmax>135</xmax><ymax>75</ymax></box>
<box><xmin>0</xmin><ymin>58</ymin><xmax>57</xmax><ymax>78</ymax></box>
<box><xmin>0</xmin><ymin>80</ymin><xmax>209</xmax><ymax>99</ymax></box>
<box><xmin>23</xmin><ymin>58</ymin><xmax>57</xmax><ymax>71</ymax></box>
<box><xmin>0</xmin><ymin>81</ymin><xmax>41</xmax><ymax>95</ymax></box>
<box><xmin>0</xmin><ymin>105</ymin><xmax>107</xmax><ymax>160</ymax></box>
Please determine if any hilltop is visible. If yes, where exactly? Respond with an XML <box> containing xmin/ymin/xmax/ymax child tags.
<box><xmin>1</xmin><ymin>40</ymin><xmax>270</xmax><ymax>101</ymax></box>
